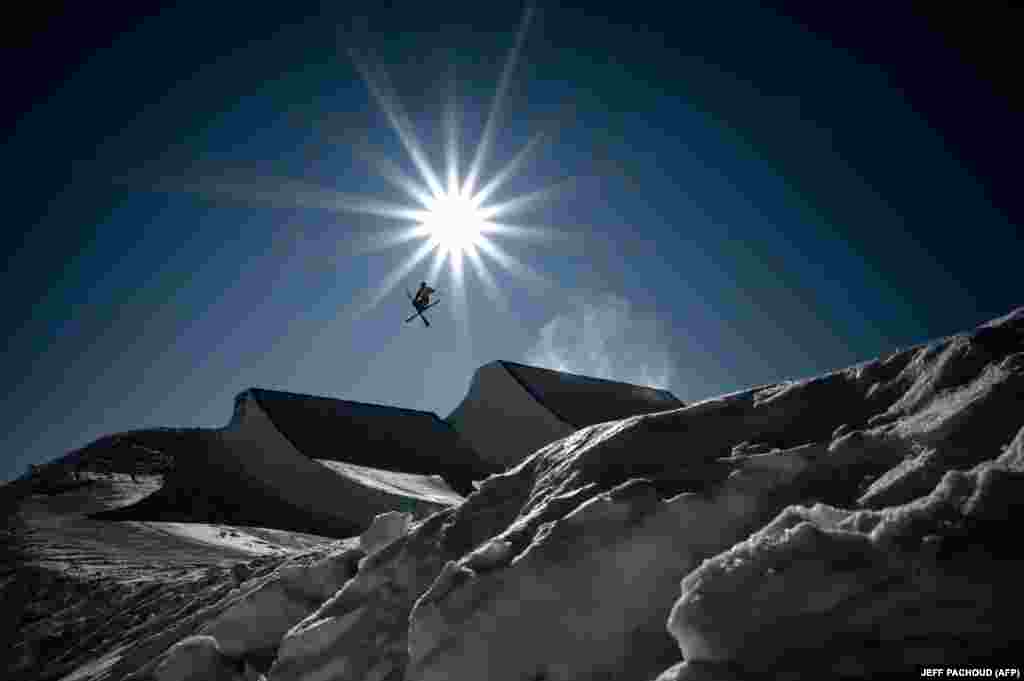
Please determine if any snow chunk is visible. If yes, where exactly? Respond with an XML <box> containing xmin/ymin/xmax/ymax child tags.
<box><xmin>359</xmin><ymin>511</ymin><xmax>412</xmax><ymax>557</ymax></box>
<box><xmin>153</xmin><ymin>635</ymin><xmax>244</xmax><ymax>681</ymax></box>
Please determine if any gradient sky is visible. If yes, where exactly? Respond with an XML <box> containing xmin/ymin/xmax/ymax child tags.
<box><xmin>3</xmin><ymin>2</ymin><xmax>1019</xmax><ymax>482</ymax></box>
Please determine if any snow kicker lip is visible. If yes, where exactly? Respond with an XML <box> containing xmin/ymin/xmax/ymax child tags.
<box><xmin>446</xmin><ymin>360</ymin><xmax>684</xmax><ymax>468</ymax></box>
<box><xmin>245</xmin><ymin>388</ymin><xmax>496</xmax><ymax>494</ymax></box>
<box><xmin>89</xmin><ymin>389</ymin><xmax>495</xmax><ymax>538</ymax></box>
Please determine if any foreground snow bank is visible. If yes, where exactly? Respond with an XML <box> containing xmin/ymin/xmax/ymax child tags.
<box><xmin>670</xmin><ymin>450</ymin><xmax>1024</xmax><ymax>673</ymax></box>
<box><xmin>16</xmin><ymin>307</ymin><xmax>1022</xmax><ymax>681</ymax></box>
<box><xmin>260</xmin><ymin>309</ymin><xmax>1023</xmax><ymax>681</ymax></box>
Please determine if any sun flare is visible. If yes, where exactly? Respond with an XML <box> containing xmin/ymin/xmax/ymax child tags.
<box><xmin>183</xmin><ymin>5</ymin><xmax>570</xmax><ymax>322</ymax></box>
<box><xmin>420</xmin><ymin>191</ymin><xmax>486</xmax><ymax>255</ymax></box>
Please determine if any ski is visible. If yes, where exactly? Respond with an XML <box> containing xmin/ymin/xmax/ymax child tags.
<box><xmin>405</xmin><ymin>289</ymin><xmax>440</xmax><ymax>326</ymax></box>
<box><xmin>405</xmin><ymin>300</ymin><xmax>440</xmax><ymax>325</ymax></box>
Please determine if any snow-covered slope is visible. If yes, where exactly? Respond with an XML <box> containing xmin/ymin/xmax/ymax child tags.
<box><xmin>4</xmin><ymin>308</ymin><xmax>1022</xmax><ymax>681</ymax></box>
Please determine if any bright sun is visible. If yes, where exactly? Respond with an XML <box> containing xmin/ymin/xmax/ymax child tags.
<box><xmin>188</xmin><ymin>5</ymin><xmax>569</xmax><ymax>319</ymax></box>
<box><xmin>421</xmin><ymin>192</ymin><xmax>486</xmax><ymax>254</ymax></box>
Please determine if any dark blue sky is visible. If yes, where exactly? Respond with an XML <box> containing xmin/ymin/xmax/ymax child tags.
<box><xmin>3</xmin><ymin>2</ymin><xmax>1019</xmax><ymax>481</ymax></box>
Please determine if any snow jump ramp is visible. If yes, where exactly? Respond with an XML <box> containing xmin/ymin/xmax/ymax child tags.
<box><xmin>91</xmin><ymin>367</ymin><xmax>680</xmax><ymax>536</ymax></box>
<box><xmin>446</xmin><ymin>361</ymin><xmax>685</xmax><ymax>468</ymax></box>
<box><xmin>104</xmin><ymin>389</ymin><xmax>495</xmax><ymax>536</ymax></box>
<box><xmin>224</xmin><ymin>388</ymin><xmax>494</xmax><ymax>493</ymax></box>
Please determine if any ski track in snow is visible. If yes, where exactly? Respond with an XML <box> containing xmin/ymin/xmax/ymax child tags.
<box><xmin>8</xmin><ymin>476</ymin><xmax>316</xmax><ymax>579</ymax></box>
<box><xmin>3</xmin><ymin>473</ymin><xmax>346</xmax><ymax>680</ymax></box>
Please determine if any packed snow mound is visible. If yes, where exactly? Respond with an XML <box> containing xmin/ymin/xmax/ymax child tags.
<box><xmin>241</xmin><ymin>388</ymin><xmax>495</xmax><ymax>496</ymax></box>
<box><xmin>5</xmin><ymin>307</ymin><xmax>1023</xmax><ymax>681</ymax></box>
<box><xmin>152</xmin><ymin>635</ymin><xmax>243</xmax><ymax>681</ymax></box>
<box><xmin>446</xmin><ymin>360</ymin><xmax>684</xmax><ymax>467</ymax></box>
<box><xmin>668</xmin><ymin>451</ymin><xmax>1024</xmax><ymax>673</ymax></box>
<box><xmin>87</xmin><ymin>421</ymin><xmax>465</xmax><ymax>538</ymax></box>
<box><xmin>269</xmin><ymin>308</ymin><xmax>1023</xmax><ymax>681</ymax></box>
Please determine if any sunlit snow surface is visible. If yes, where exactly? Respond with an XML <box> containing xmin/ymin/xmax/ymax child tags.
<box><xmin>315</xmin><ymin>459</ymin><xmax>464</xmax><ymax>506</ymax></box>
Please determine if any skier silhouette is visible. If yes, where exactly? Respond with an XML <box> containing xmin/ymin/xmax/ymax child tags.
<box><xmin>412</xmin><ymin>281</ymin><xmax>436</xmax><ymax>311</ymax></box>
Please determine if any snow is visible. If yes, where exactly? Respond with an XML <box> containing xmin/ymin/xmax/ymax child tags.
<box><xmin>5</xmin><ymin>307</ymin><xmax>1023</xmax><ymax>681</ymax></box>
<box><xmin>357</xmin><ymin>511</ymin><xmax>412</xmax><ymax>557</ymax></box>
<box><xmin>316</xmin><ymin>460</ymin><xmax>463</xmax><ymax>506</ymax></box>
<box><xmin>153</xmin><ymin>636</ymin><xmax>239</xmax><ymax>681</ymax></box>
<box><xmin>143</xmin><ymin>522</ymin><xmax>299</xmax><ymax>556</ymax></box>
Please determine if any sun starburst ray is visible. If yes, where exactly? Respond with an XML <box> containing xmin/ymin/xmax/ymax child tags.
<box><xmin>478</xmin><ymin>177</ymin><xmax>575</xmax><ymax>221</ymax></box>
<box><xmin>188</xmin><ymin>173</ymin><xmax>430</xmax><ymax>221</ymax></box>
<box><xmin>463</xmin><ymin>4</ymin><xmax>536</xmax><ymax>198</ymax></box>
<box><xmin>362</xmin><ymin>238</ymin><xmax>438</xmax><ymax>312</ymax></box>
<box><xmin>464</xmin><ymin>245</ymin><xmax>510</xmax><ymax>313</ymax></box>
<box><xmin>478</xmin><ymin>221</ymin><xmax>563</xmax><ymax>242</ymax></box>
<box><xmin>444</xmin><ymin>65</ymin><xmax>461</xmax><ymax>197</ymax></box>
<box><xmin>449</xmin><ymin>248</ymin><xmax>472</xmax><ymax>332</ymax></box>
<box><xmin>349</xmin><ymin>49</ymin><xmax>446</xmax><ymax>199</ymax></box>
<box><xmin>471</xmin><ymin>129</ymin><xmax>547</xmax><ymax>207</ymax></box>
<box><xmin>351</xmin><ymin>225</ymin><xmax>432</xmax><ymax>255</ymax></box>
<box><xmin>427</xmin><ymin>243</ymin><xmax>449</xmax><ymax>283</ymax></box>
<box><xmin>350</xmin><ymin>141</ymin><xmax>435</xmax><ymax>208</ymax></box>
<box><xmin>473</xmin><ymin>235</ymin><xmax>552</xmax><ymax>288</ymax></box>
<box><xmin>329</xmin><ymin>200</ymin><xmax>425</xmax><ymax>221</ymax></box>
